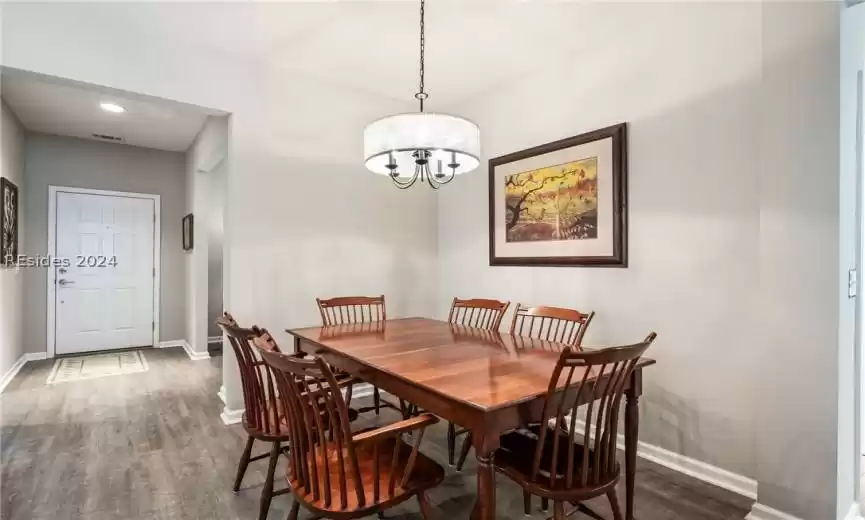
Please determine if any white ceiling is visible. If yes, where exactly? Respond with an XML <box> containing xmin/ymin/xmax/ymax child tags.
<box><xmin>1</xmin><ymin>71</ymin><xmax>218</xmax><ymax>152</ymax></box>
<box><xmin>15</xmin><ymin>1</ymin><xmax>649</xmax><ymax>110</ymax></box>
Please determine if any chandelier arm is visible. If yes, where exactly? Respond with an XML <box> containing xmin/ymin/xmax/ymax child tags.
<box><xmin>426</xmin><ymin>163</ymin><xmax>441</xmax><ymax>190</ymax></box>
<box><xmin>390</xmin><ymin>162</ymin><xmax>420</xmax><ymax>189</ymax></box>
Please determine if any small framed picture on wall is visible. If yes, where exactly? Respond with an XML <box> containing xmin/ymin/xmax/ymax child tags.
<box><xmin>1</xmin><ymin>177</ymin><xmax>19</xmax><ymax>266</ymax></box>
<box><xmin>182</xmin><ymin>213</ymin><xmax>194</xmax><ymax>251</ymax></box>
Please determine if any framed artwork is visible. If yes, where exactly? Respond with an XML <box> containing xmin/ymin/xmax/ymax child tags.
<box><xmin>1</xmin><ymin>177</ymin><xmax>19</xmax><ymax>266</ymax></box>
<box><xmin>488</xmin><ymin>123</ymin><xmax>627</xmax><ymax>267</ymax></box>
<box><xmin>182</xmin><ymin>213</ymin><xmax>194</xmax><ymax>251</ymax></box>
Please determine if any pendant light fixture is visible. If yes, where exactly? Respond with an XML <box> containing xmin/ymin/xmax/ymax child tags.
<box><xmin>363</xmin><ymin>0</ymin><xmax>480</xmax><ymax>189</ymax></box>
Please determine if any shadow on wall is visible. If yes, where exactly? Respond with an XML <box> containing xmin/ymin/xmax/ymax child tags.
<box><xmin>223</xmin><ymin>154</ymin><xmax>438</xmax><ymax>345</ymax></box>
<box><xmin>435</xmin><ymin>12</ymin><xmax>765</xmax><ymax>487</ymax></box>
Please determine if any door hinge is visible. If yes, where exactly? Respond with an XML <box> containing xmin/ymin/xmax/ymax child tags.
<box><xmin>849</xmin><ymin>269</ymin><xmax>858</xmax><ymax>299</ymax></box>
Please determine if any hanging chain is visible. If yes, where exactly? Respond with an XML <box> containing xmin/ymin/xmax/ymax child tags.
<box><xmin>415</xmin><ymin>0</ymin><xmax>428</xmax><ymax>112</ymax></box>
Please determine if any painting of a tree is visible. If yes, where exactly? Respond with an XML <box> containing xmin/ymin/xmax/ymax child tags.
<box><xmin>504</xmin><ymin>157</ymin><xmax>598</xmax><ymax>242</ymax></box>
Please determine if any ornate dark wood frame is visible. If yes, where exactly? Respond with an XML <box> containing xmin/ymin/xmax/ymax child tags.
<box><xmin>488</xmin><ymin>123</ymin><xmax>628</xmax><ymax>267</ymax></box>
<box><xmin>1</xmin><ymin>177</ymin><xmax>19</xmax><ymax>266</ymax></box>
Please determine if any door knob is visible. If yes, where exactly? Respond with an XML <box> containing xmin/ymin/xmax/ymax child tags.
<box><xmin>57</xmin><ymin>279</ymin><xmax>75</xmax><ymax>286</ymax></box>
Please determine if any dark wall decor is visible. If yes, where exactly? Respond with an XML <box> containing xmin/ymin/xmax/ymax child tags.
<box><xmin>489</xmin><ymin>123</ymin><xmax>627</xmax><ymax>267</ymax></box>
<box><xmin>182</xmin><ymin>213</ymin><xmax>194</xmax><ymax>251</ymax></box>
<box><xmin>1</xmin><ymin>177</ymin><xmax>19</xmax><ymax>266</ymax></box>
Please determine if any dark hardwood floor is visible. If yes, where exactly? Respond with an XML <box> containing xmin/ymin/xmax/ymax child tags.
<box><xmin>0</xmin><ymin>349</ymin><xmax>752</xmax><ymax>520</ymax></box>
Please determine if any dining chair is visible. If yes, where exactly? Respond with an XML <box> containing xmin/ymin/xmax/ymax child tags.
<box><xmin>447</xmin><ymin>297</ymin><xmax>510</xmax><ymax>330</ymax></box>
<box><xmin>510</xmin><ymin>304</ymin><xmax>595</xmax><ymax>346</ymax></box>
<box><xmin>254</xmin><ymin>344</ymin><xmax>445</xmax><ymax>520</ymax></box>
<box><xmin>453</xmin><ymin>303</ymin><xmax>595</xmax><ymax>472</ymax></box>
<box><xmin>216</xmin><ymin>313</ymin><xmax>293</xmax><ymax>520</ymax></box>
<box><xmin>445</xmin><ymin>297</ymin><xmax>510</xmax><ymax>467</ymax></box>
<box><xmin>316</xmin><ymin>295</ymin><xmax>400</xmax><ymax>416</ymax></box>
<box><xmin>495</xmin><ymin>333</ymin><xmax>657</xmax><ymax>520</ymax></box>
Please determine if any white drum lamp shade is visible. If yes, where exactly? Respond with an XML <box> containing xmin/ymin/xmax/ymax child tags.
<box><xmin>363</xmin><ymin>113</ymin><xmax>480</xmax><ymax>178</ymax></box>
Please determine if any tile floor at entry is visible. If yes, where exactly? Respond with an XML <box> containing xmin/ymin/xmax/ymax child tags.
<box><xmin>0</xmin><ymin>349</ymin><xmax>752</xmax><ymax>520</ymax></box>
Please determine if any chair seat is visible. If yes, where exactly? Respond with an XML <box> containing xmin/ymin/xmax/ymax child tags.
<box><xmin>245</xmin><ymin>398</ymin><xmax>359</xmax><ymax>440</ymax></box>
<box><xmin>289</xmin><ymin>436</ymin><xmax>444</xmax><ymax>514</ymax></box>
<box><xmin>495</xmin><ymin>424</ymin><xmax>619</xmax><ymax>498</ymax></box>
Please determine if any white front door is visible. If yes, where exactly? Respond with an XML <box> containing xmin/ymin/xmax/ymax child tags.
<box><xmin>53</xmin><ymin>190</ymin><xmax>156</xmax><ymax>355</ymax></box>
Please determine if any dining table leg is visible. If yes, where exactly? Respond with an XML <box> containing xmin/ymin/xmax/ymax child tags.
<box><xmin>471</xmin><ymin>430</ymin><xmax>500</xmax><ymax>520</ymax></box>
<box><xmin>625</xmin><ymin>373</ymin><xmax>641</xmax><ymax>520</ymax></box>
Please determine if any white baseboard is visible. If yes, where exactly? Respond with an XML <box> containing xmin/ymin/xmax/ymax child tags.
<box><xmin>0</xmin><ymin>352</ymin><xmax>51</xmax><ymax>393</ymax></box>
<box><xmin>351</xmin><ymin>382</ymin><xmax>375</xmax><ymax>399</ymax></box>
<box><xmin>158</xmin><ymin>340</ymin><xmax>210</xmax><ymax>361</ymax></box>
<box><xmin>0</xmin><ymin>356</ymin><xmax>27</xmax><ymax>393</ymax></box>
<box><xmin>221</xmin><ymin>406</ymin><xmax>244</xmax><ymax>425</ymax></box>
<box><xmin>746</xmin><ymin>503</ymin><xmax>803</xmax><ymax>520</ymax></box>
<box><xmin>208</xmin><ymin>336</ymin><xmax>222</xmax><ymax>344</ymax></box>
<box><xmin>572</xmin><ymin>419</ymin><xmax>757</xmax><ymax>501</ymax></box>
<box><xmin>842</xmin><ymin>503</ymin><xmax>863</xmax><ymax>520</ymax></box>
<box><xmin>217</xmin><ymin>383</ymin><xmax>376</xmax><ymax>424</ymax></box>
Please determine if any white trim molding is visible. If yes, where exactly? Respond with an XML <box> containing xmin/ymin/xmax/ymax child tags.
<box><xmin>46</xmin><ymin>186</ymin><xmax>162</xmax><ymax>359</ymax></box>
<box><xmin>0</xmin><ymin>353</ymin><xmax>50</xmax><ymax>393</ymax></box>
<box><xmin>746</xmin><ymin>503</ymin><xmax>804</xmax><ymax>520</ymax></box>
<box><xmin>217</xmin><ymin>385</ymin><xmax>226</xmax><ymax>405</ymax></box>
<box><xmin>221</xmin><ymin>406</ymin><xmax>244</xmax><ymax>425</ymax></box>
<box><xmin>572</xmin><ymin>419</ymin><xmax>757</xmax><ymax>500</ymax></box>
<box><xmin>207</xmin><ymin>336</ymin><xmax>223</xmax><ymax>344</ymax></box>
<box><xmin>351</xmin><ymin>383</ymin><xmax>375</xmax><ymax>399</ymax></box>
<box><xmin>843</xmin><ymin>502</ymin><xmax>863</xmax><ymax>520</ymax></box>
<box><xmin>158</xmin><ymin>340</ymin><xmax>210</xmax><ymax>361</ymax></box>
<box><xmin>0</xmin><ymin>356</ymin><xmax>28</xmax><ymax>393</ymax></box>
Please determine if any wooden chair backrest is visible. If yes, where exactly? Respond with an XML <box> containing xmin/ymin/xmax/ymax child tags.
<box><xmin>215</xmin><ymin>313</ymin><xmax>282</xmax><ymax>436</ymax></box>
<box><xmin>510</xmin><ymin>304</ymin><xmax>595</xmax><ymax>346</ymax></box>
<box><xmin>447</xmin><ymin>297</ymin><xmax>510</xmax><ymax>331</ymax></box>
<box><xmin>316</xmin><ymin>295</ymin><xmax>386</xmax><ymax>326</ymax></box>
<box><xmin>533</xmin><ymin>333</ymin><xmax>657</xmax><ymax>490</ymax></box>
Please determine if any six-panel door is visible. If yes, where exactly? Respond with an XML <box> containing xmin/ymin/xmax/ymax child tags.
<box><xmin>54</xmin><ymin>191</ymin><xmax>156</xmax><ymax>355</ymax></box>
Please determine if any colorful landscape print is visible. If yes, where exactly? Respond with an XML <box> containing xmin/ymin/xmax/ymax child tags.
<box><xmin>504</xmin><ymin>157</ymin><xmax>598</xmax><ymax>243</ymax></box>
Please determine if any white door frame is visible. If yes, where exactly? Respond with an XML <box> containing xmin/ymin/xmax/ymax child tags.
<box><xmin>46</xmin><ymin>185</ymin><xmax>161</xmax><ymax>358</ymax></box>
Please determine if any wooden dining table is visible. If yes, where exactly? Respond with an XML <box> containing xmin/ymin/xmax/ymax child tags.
<box><xmin>287</xmin><ymin>318</ymin><xmax>655</xmax><ymax>520</ymax></box>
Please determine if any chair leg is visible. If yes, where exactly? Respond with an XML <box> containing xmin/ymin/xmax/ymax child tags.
<box><xmin>447</xmin><ymin>423</ymin><xmax>456</xmax><ymax>466</ymax></box>
<box><xmin>553</xmin><ymin>501</ymin><xmax>565</xmax><ymax>520</ymax></box>
<box><xmin>417</xmin><ymin>491</ymin><xmax>434</xmax><ymax>520</ymax></box>
<box><xmin>607</xmin><ymin>488</ymin><xmax>623</xmax><ymax>520</ymax></box>
<box><xmin>233</xmin><ymin>435</ymin><xmax>255</xmax><ymax>493</ymax></box>
<box><xmin>541</xmin><ymin>498</ymin><xmax>549</xmax><ymax>511</ymax></box>
<box><xmin>287</xmin><ymin>500</ymin><xmax>300</xmax><ymax>520</ymax></box>
<box><xmin>258</xmin><ymin>441</ymin><xmax>281</xmax><ymax>520</ymax></box>
<box><xmin>523</xmin><ymin>491</ymin><xmax>531</xmax><ymax>516</ymax></box>
<box><xmin>456</xmin><ymin>433</ymin><xmax>473</xmax><ymax>471</ymax></box>
<box><xmin>373</xmin><ymin>386</ymin><xmax>381</xmax><ymax>415</ymax></box>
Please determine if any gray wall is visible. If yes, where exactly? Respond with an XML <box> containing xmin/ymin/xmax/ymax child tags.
<box><xmin>438</xmin><ymin>1</ymin><xmax>762</xmax><ymax>481</ymax></box>
<box><xmin>22</xmin><ymin>134</ymin><xmax>187</xmax><ymax>353</ymax></box>
<box><xmin>206</xmin><ymin>159</ymin><xmax>225</xmax><ymax>338</ymax></box>
<box><xmin>437</xmin><ymin>5</ymin><xmax>841</xmax><ymax>520</ymax></box>
<box><xmin>0</xmin><ymin>100</ymin><xmax>26</xmax><ymax>377</ymax></box>
<box><xmin>756</xmin><ymin>4</ymin><xmax>841</xmax><ymax>519</ymax></box>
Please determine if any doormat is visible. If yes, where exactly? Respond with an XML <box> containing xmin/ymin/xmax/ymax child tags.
<box><xmin>47</xmin><ymin>350</ymin><xmax>149</xmax><ymax>384</ymax></box>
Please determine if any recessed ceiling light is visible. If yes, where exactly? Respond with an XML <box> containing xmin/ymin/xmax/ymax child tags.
<box><xmin>100</xmin><ymin>102</ymin><xmax>125</xmax><ymax>113</ymax></box>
